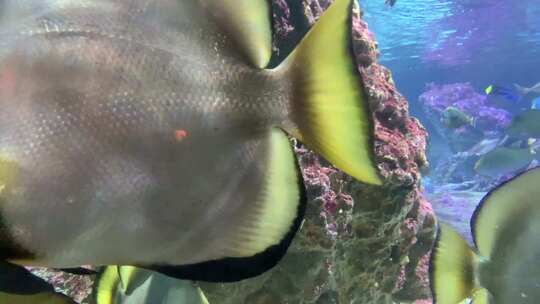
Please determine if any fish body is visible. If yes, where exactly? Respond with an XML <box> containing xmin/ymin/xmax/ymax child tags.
<box><xmin>474</xmin><ymin>147</ymin><xmax>535</xmax><ymax>176</ymax></box>
<box><xmin>0</xmin><ymin>0</ymin><xmax>380</xmax><ymax>290</ymax></box>
<box><xmin>507</xmin><ymin>110</ymin><xmax>540</xmax><ymax>139</ymax></box>
<box><xmin>441</xmin><ymin>106</ymin><xmax>474</xmax><ymax>129</ymax></box>
<box><xmin>0</xmin><ymin>0</ymin><xmax>284</xmax><ymax>267</ymax></box>
<box><xmin>430</xmin><ymin>167</ymin><xmax>540</xmax><ymax>304</ymax></box>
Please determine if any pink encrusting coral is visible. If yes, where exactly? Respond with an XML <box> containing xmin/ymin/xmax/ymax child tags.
<box><xmin>29</xmin><ymin>267</ymin><xmax>94</xmax><ymax>303</ymax></box>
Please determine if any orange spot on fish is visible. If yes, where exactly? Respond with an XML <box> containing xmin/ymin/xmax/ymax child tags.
<box><xmin>0</xmin><ymin>68</ymin><xmax>16</xmax><ymax>98</ymax></box>
<box><xmin>175</xmin><ymin>129</ymin><xmax>188</xmax><ymax>142</ymax></box>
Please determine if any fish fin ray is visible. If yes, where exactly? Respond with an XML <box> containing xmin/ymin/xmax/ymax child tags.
<box><xmin>430</xmin><ymin>224</ymin><xmax>477</xmax><ymax>304</ymax></box>
<box><xmin>276</xmin><ymin>0</ymin><xmax>381</xmax><ymax>185</ymax></box>
<box><xmin>201</xmin><ymin>0</ymin><xmax>272</xmax><ymax>68</ymax></box>
<box><xmin>148</xmin><ymin>129</ymin><xmax>305</xmax><ymax>282</ymax></box>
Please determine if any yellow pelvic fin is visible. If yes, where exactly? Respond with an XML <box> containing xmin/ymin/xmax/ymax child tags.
<box><xmin>430</xmin><ymin>224</ymin><xmax>478</xmax><ymax>304</ymax></box>
<box><xmin>95</xmin><ymin>266</ymin><xmax>120</xmax><ymax>304</ymax></box>
<box><xmin>201</xmin><ymin>0</ymin><xmax>272</xmax><ymax>68</ymax></box>
<box><xmin>276</xmin><ymin>0</ymin><xmax>381</xmax><ymax>185</ymax></box>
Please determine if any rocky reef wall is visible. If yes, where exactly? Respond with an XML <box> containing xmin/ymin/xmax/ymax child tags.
<box><xmin>200</xmin><ymin>1</ymin><xmax>436</xmax><ymax>303</ymax></box>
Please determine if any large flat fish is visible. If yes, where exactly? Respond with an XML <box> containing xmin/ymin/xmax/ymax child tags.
<box><xmin>0</xmin><ymin>0</ymin><xmax>380</xmax><ymax>288</ymax></box>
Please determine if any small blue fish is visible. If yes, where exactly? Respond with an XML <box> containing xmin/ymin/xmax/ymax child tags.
<box><xmin>485</xmin><ymin>84</ymin><xmax>522</xmax><ymax>103</ymax></box>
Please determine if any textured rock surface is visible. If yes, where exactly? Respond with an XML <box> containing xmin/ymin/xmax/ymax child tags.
<box><xmin>30</xmin><ymin>267</ymin><xmax>94</xmax><ymax>304</ymax></box>
<box><xmin>200</xmin><ymin>1</ymin><xmax>436</xmax><ymax>303</ymax></box>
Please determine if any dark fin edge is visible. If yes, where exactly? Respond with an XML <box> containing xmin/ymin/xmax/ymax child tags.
<box><xmin>57</xmin><ymin>267</ymin><xmax>98</xmax><ymax>276</ymax></box>
<box><xmin>470</xmin><ymin>167</ymin><xmax>539</xmax><ymax>249</ymax></box>
<box><xmin>146</xmin><ymin>159</ymin><xmax>307</xmax><ymax>283</ymax></box>
<box><xmin>0</xmin><ymin>261</ymin><xmax>76</xmax><ymax>303</ymax></box>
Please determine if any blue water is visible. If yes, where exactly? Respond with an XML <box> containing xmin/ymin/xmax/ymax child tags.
<box><xmin>360</xmin><ymin>0</ymin><xmax>540</xmax><ymax>251</ymax></box>
<box><xmin>360</xmin><ymin>0</ymin><xmax>540</xmax><ymax>118</ymax></box>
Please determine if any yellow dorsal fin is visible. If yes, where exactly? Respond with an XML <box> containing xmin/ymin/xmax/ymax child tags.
<box><xmin>201</xmin><ymin>0</ymin><xmax>272</xmax><ymax>68</ymax></box>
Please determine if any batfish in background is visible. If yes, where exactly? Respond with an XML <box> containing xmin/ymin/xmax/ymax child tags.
<box><xmin>0</xmin><ymin>0</ymin><xmax>380</xmax><ymax>301</ymax></box>
<box><xmin>430</xmin><ymin>167</ymin><xmax>540</xmax><ymax>304</ymax></box>
<box><xmin>473</xmin><ymin>146</ymin><xmax>537</xmax><ymax>177</ymax></box>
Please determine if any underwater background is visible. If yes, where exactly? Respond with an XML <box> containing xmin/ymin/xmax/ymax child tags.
<box><xmin>362</xmin><ymin>0</ymin><xmax>540</xmax><ymax>243</ymax></box>
<box><xmin>24</xmin><ymin>0</ymin><xmax>540</xmax><ymax>303</ymax></box>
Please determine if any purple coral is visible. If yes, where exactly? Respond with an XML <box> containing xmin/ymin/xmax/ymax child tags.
<box><xmin>419</xmin><ymin>82</ymin><xmax>511</xmax><ymax>131</ymax></box>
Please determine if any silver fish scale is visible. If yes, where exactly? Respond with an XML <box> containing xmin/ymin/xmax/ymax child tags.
<box><xmin>0</xmin><ymin>0</ymin><xmax>290</xmax><ymax>266</ymax></box>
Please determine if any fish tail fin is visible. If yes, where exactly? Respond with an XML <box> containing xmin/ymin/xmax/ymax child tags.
<box><xmin>430</xmin><ymin>223</ymin><xmax>480</xmax><ymax>304</ymax></box>
<box><xmin>274</xmin><ymin>0</ymin><xmax>381</xmax><ymax>185</ymax></box>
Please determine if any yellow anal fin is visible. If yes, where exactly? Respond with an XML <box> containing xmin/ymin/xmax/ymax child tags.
<box><xmin>275</xmin><ymin>0</ymin><xmax>381</xmax><ymax>185</ymax></box>
<box><xmin>430</xmin><ymin>224</ymin><xmax>478</xmax><ymax>304</ymax></box>
<box><xmin>146</xmin><ymin>128</ymin><xmax>306</xmax><ymax>282</ymax></box>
